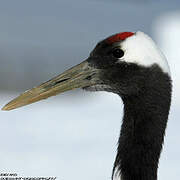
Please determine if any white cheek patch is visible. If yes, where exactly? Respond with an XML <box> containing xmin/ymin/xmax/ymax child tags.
<box><xmin>119</xmin><ymin>31</ymin><xmax>170</xmax><ymax>75</ymax></box>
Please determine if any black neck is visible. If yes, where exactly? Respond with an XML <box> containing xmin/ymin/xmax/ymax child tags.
<box><xmin>112</xmin><ymin>72</ymin><xmax>172</xmax><ymax>180</ymax></box>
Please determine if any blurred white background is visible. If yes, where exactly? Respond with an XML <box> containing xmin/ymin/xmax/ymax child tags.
<box><xmin>0</xmin><ymin>0</ymin><xmax>179</xmax><ymax>179</ymax></box>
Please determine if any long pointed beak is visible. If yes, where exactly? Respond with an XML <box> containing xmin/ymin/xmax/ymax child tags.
<box><xmin>2</xmin><ymin>60</ymin><xmax>100</xmax><ymax>111</ymax></box>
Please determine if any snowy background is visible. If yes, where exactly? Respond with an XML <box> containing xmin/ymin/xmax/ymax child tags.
<box><xmin>0</xmin><ymin>0</ymin><xmax>180</xmax><ymax>179</ymax></box>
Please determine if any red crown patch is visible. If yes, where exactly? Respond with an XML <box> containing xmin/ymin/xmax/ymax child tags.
<box><xmin>106</xmin><ymin>32</ymin><xmax>134</xmax><ymax>44</ymax></box>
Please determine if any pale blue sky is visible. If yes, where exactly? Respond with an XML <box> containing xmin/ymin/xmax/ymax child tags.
<box><xmin>0</xmin><ymin>0</ymin><xmax>179</xmax><ymax>90</ymax></box>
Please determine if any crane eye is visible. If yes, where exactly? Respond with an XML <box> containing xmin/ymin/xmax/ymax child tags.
<box><xmin>112</xmin><ymin>49</ymin><xmax>124</xmax><ymax>58</ymax></box>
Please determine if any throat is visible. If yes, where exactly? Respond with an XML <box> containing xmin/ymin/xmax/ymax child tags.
<box><xmin>112</xmin><ymin>74</ymin><xmax>171</xmax><ymax>180</ymax></box>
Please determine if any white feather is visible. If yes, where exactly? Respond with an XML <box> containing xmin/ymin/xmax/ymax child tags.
<box><xmin>113</xmin><ymin>167</ymin><xmax>121</xmax><ymax>180</ymax></box>
<box><xmin>119</xmin><ymin>31</ymin><xmax>170</xmax><ymax>75</ymax></box>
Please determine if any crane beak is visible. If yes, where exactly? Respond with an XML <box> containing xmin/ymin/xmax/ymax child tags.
<box><xmin>2</xmin><ymin>60</ymin><xmax>100</xmax><ymax>111</ymax></box>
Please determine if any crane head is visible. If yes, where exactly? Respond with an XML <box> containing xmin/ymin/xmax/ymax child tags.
<box><xmin>2</xmin><ymin>31</ymin><xmax>170</xmax><ymax>111</ymax></box>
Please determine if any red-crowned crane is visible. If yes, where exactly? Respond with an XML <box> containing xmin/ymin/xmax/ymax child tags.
<box><xmin>2</xmin><ymin>31</ymin><xmax>172</xmax><ymax>180</ymax></box>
